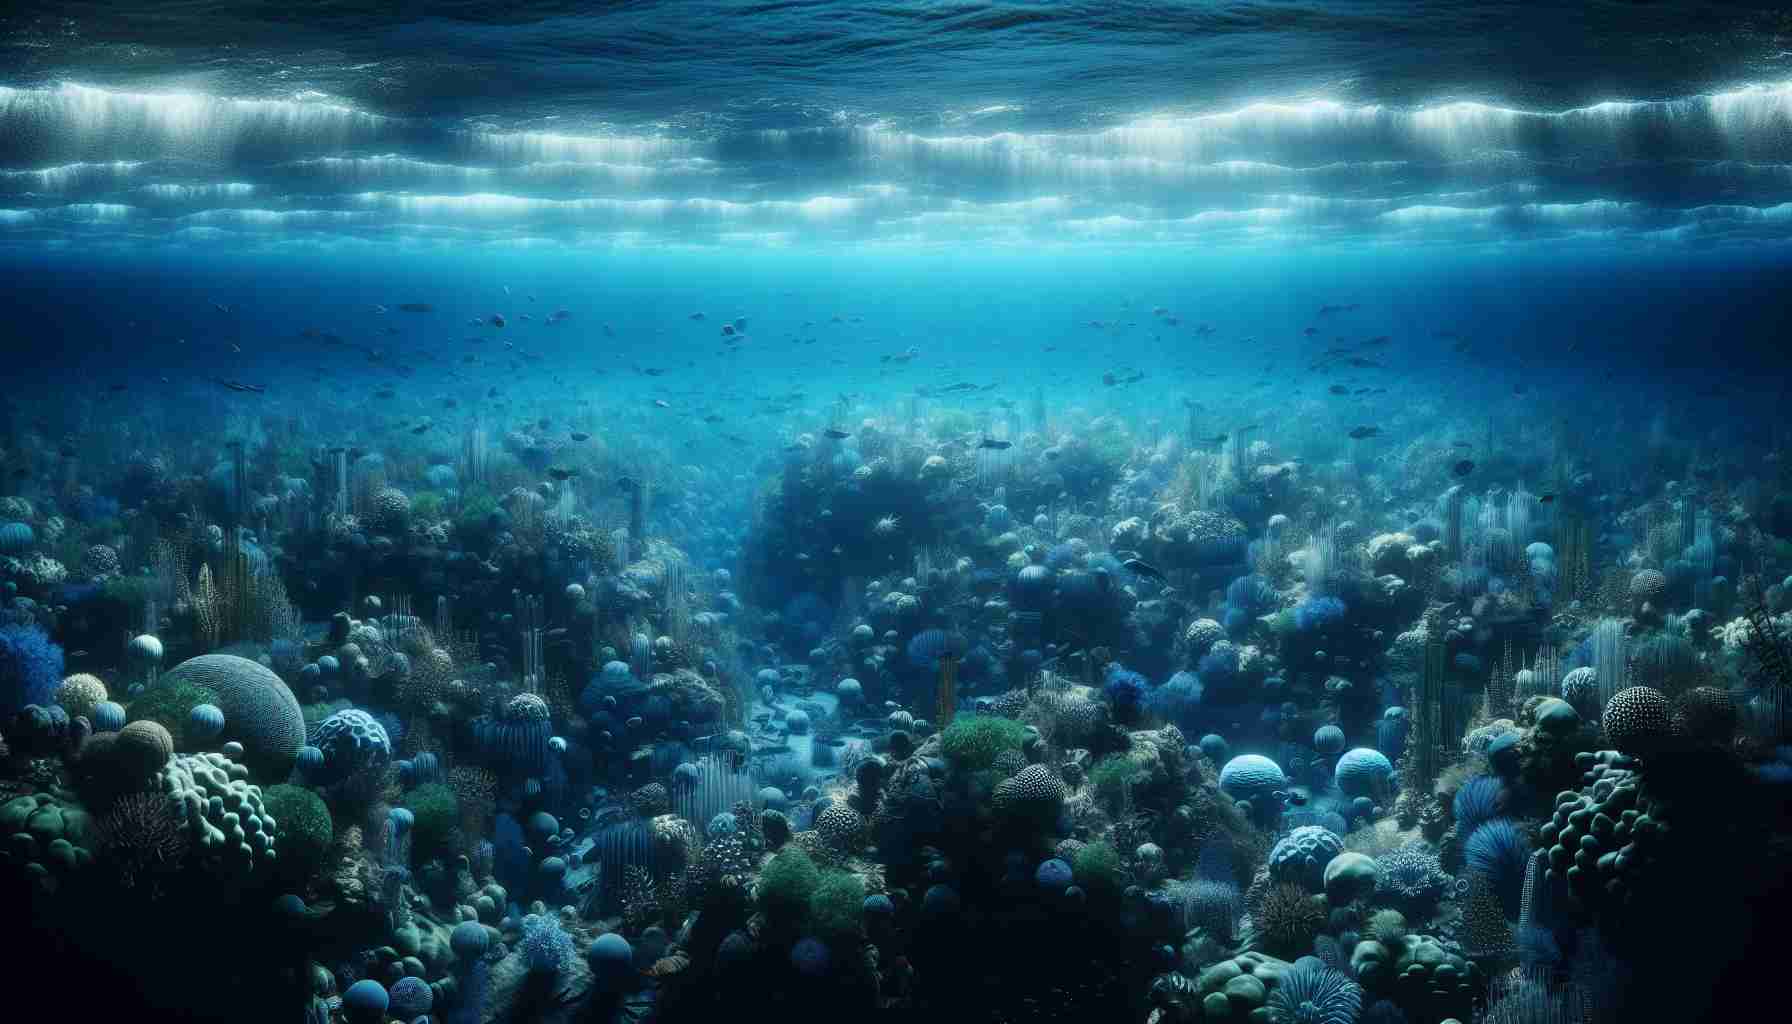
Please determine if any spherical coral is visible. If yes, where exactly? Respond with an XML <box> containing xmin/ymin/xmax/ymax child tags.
<box><xmin>1269</xmin><ymin>957</ymin><xmax>1362</xmax><ymax>1024</ymax></box>
<box><xmin>56</xmin><ymin>673</ymin><xmax>108</xmax><ymax>720</ymax></box>
<box><xmin>1184</xmin><ymin>618</ymin><xmax>1226</xmax><ymax>657</ymax></box>
<box><xmin>154</xmin><ymin>655</ymin><xmax>304</xmax><ymax>779</ymax></box>
<box><xmin>992</xmin><ymin>763</ymin><xmax>1066</xmax><ymax>824</ymax></box>
<box><xmin>1629</xmin><ymin>569</ymin><xmax>1667</xmax><ymax>604</ymax></box>
<box><xmin>814</xmin><ymin>801</ymin><xmax>865</xmax><ymax>851</ymax></box>
<box><xmin>1269</xmin><ymin>825</ymin><xmax>1346</xmax><ymax>892</ymax></box>
<box><xmin>115</xmin><ymin>720</ymin><xmax>175</xmax><ymax>778</ymax></box>
<box><xmin>1559</xmin><ymin>667</ymin><xmax>1600</xmax><ymax>716</ymax></box>
<box><xmin>1602</xmin><ymin>687</ymin><xmax>1671</xmax><ymax>756</ymax></box>
<box><xmin>369</xmin><ymin>486</ymin><xmax>412</xmax><ymax>533</ymax></box>
<box><xmin>311</xmin><ymin>707</ymin><xmax>392</xmax><ymax>780</ymax></box>
<box><xmin>1374</xmin><ymin>843</ymin><xmax>1452</xmax><ymax>913</ymax></box>
<box><xmin>1255</xmin><ymin>882</ymin><xmax>1326</xmax><ymax>959</ymax></box>
<box><xmin>1335</xmin><ymin>747</ymin><xmax>1394</xmax><ymax>799</ymax></box>
<box><xmin>1220</xmin><ymin>754</ymin><xmax>1286</xmax><ymax>802</ymax></box>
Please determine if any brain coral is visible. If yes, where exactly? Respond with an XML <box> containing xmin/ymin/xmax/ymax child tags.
<box><xmin>1334</xmin><ymin>747</ymin><xmax>1394</xmax><ymax>799</ymax></box>
<box><xmin>1268</xmin><ymin>825</ymin><xmax>1346</xmax><ymax>892</ymax></box>
<box><xmin>1220</xmin><ymin>754</ymin><xmax>1286</xmax><ymax>801</ymax></box>
<box><xmin>312</xmin><ymin>708</ymin><xmax>392</xmax><ymax>780</ymax></box>
<box><xmin>155</xmin><ymin>655</ymin><xmax>304</xmax><ymax>779</ymax></box>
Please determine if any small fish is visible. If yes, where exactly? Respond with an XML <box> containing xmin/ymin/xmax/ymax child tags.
<box><xmin>213</xmin><ymin>302</ymin><xmax>232</xmax><ymax>315</ymax></box>
<box><xmin>1328</xmin><ymin>384</ymin><xmax>1350</xmax><ymax>396</ymax></box>
<box><xmin>570</xmin><ymin>431</ymin><xmax>590</xmax><ymax>442</ymax></box>
<box><xmin>1348</xmin><ymin>426</ymin><xmax>1381</xmax><ymax>440</ymax></box>
<box><xmin>643</xmin><ymin>368</ymin><xmax>666</xmax><ymax>377</ymax></box>
<box><xmin>1122</xmin><ymin>558</ymin><xmax>1167</xmax><ymax>582</ymax></box>
<box><xmin>410</xmin><ymin>422</ymin><xmax>431</xmax><ymax>435</ymax></box>
<box><xmin>977</xmin><ymin>438</ymin><xmax>1012</xmax><ymax>450</ymax></box>
<box><xmin>1198</xmin><ymin>434</ymin><xmax>1228</xmax><ymax>446</ymax></box>
<box><xmin>374</xmin><ymin>386</ymin><xmax>396</xmax><ymax>400</ymax></box>
<box><xmin>107</xmin><ymin>383</ymin><xmax>128</xmax><ymax>393</ymax></box>
<box><xmin>1452</xmin><ymin>441</ymin><xmax>1473</xmax><ymax>448</ymax></box>
<box><xmin>823</xmin><ymin>428</ymin><xmax>851</xmax><ymax>439</ymax></box>
<box><xmin>653</xmin><ymin>399</ymin><xmax>671</xmax><ymax>409</ymax></box>
<box><xmin>547</xmin><ymin>466</ymin><xmax>576</xmax><ymax>481</ymax></box>
<box><xmin>1453</xmin><ymin>459</ymin><xmax>1476</xmax><ymax>477</ymax></box>
<box><xmin>703</xmin><ymin>414</ymin><xmax>724</xmax><ymax>424</ymax></box>
<box><xmin>1318</xmin><ymin>303</ymin><xmax>1358</xmax><ymax>315</ymax></box>
<box><xmin>689</xmin><ymin>312</ymin><xmax>706</xmax><ymax>320</ymax></box>
<box><xmin>1538</xmin><ymin>493</ymin><xmax>1556</xmax><ymax>504</ymax></box>
<box><xmin>397</xmin><ymin>303</ymin><xmax>433</xmax><ymax>313</ymax></box>
<box><xmin>1302</xmin><ymin>326</ymin><xmax>1319</xmax><ymax>337</ymax></box>
<box><xmin>489</xmin><ymin>314</ymin><xmax>505</xmax><ymax>328</ymax></box>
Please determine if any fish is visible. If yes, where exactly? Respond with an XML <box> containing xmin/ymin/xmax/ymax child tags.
<box><xmin>1360</xmin><ymin>335</ymin><xmax>1390</xmax><ymax>347</ymax></box>
<box><xmin>1328</xmin><ymin>385</ymin><xmax>1350</xmax><ymax>395</ymax></box>
<box><xmin>1122</xmin><ymin>558</ymin><xmax>1167</xmax><ymax>582</ymax></box>
<box><xmin>213</xmin><ymin>302</ymin><xmax>232</xmax><ymax>314</ymax></box>
<box><xmin>977</xmin><ymin>438</ymin><xmax>1012</xmax><ymax>450</ymax></box>
<box><xmin>1451</xmin><ymin>441</ymin><xmax>1473</xmax><ymax>448</ymax></box>
<box><xmin>941</xmin><ymin>382</ymin><xmax>977</xmax><ymax>393</ymax></box>
<box><xmin>374</xmin><ymin>386</ymin><xmax>396</xmax><ymax>400</ymax></box>
<box><xmin>1302</xmin><ymin>327</ymin><xmax>1319</xmax><ymax>337</ymax></box>
<box><xmin>822</xmin><ymin>428</ymin><xmax>851</xmax><ymax>439</ymax></box>
<box><xmin>1197</xmin><ymin>434</ymin><xmax>1228</xmax><ymax>446</ymax></box>
<box><xmin>489</xmin><ymin>314</ymin><xmax>506</xmax><ymax>328</ymax></box>
<box><xmin>410</xmin><ymin>422</ymin><xmax>431</xmax><ymax>435</ymax></box>
<box><xmin>570</xmin><ymin>431</ymin><xmax>590</xmax><ymax>442</ymax></box>
<box><xmin>1318</xmin><ymin>303</ymin><xmax>1359</xmax><ymax>315</ymax></box>
<box><xmin>220</xmin><ymin>379</ymin><xmax>266</xmax><ymax>394</ymax></box>
<box><xmin>1538</xmin><ymin>493</ymin><xmax>1556</xmax><ymax>504</ymax></box>
<box><xmin>1452</xmin><ymin>460</ymin><xmax>1476</xmax><ymax>477</ymax></box>
<box><xmin>1348</xmin><ymin>426</ymin><xmax>1381</xmax><ymax>440</ymax></box>
<box><xmin>702</xmin><ymin>414</ymin><xmax>723</xmax><ymax>424</ymax></box>
<box><xmin>689</xmin><ymin>312</ymin><xmax>706</xmax><ymax>320</ymax></box>
<box><xmin>107</xmin><ymin>383</ymin><xmax>127</xmax><ymax>393</ymax></box>
<box><xmin>653</xmin><ymin>399</ymin><xmax>671</xmax><ymax>409</ymax></box>
<box><xmin>1346</xmin><ymin>357</ymin><xmax>1381</xmax><ymax>368</ymax></box>
<box><xmin>642</xmin><ymin>368</ymin><xmax>666</xmax><ymax>377</ymax></box>
<box><xmin>397</xmin><ymin>303</ymin><xmax>433</xmax><ymax>313</ymax></box>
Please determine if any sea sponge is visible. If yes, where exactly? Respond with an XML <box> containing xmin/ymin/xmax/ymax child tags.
<box><xmin>1220</xmin><ymin>754</ymin><xmax>1286</xmax><ymax>802</ymax></box>
<box><xmin>758</xmin><ymin>847</ymin><xmax>821</xmax><ymax>927</ymax></box>
<box><xmin>154</xmin><ymin>655</ymin><xmax>304</xmax><ymax>778</ymax></box>
<box><xmin>992</xmin><ymin>763</ymin><xmax>1066</xmax><ymax>825</ymax></box>
<box><xmin>311</xmin><ymin>708</ymin><xmax>392</xmax><ymax>780</ymax></box>
<box><xmin>262</xmin><ymin>783</ymin><xmax>331</xmax><ymax>876</ymax></box>
<box><xmin>1334</xmin><ymin>748</ymin><xmax>1394</xmax><ymax>799</ymax></box>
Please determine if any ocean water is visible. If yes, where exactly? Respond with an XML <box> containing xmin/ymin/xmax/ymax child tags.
<box><xmin>3</xmin><ymin>5</ymin><xmax>1792</xmax><ymax>1024</ymax></box>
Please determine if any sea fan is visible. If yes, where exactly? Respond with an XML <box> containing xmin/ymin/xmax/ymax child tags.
<box><xmin>1267</xmin><ymin>956</ymin><xmax>1362</xmax><ymax>1024</ymax></box>
<box><xmin>1451</xmin><ymin>776</ymin><xmax>1507</xmax><ymax>832</ymax></box>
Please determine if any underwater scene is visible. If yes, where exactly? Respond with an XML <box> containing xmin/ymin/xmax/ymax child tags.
<box><xmin>4</xmin><ymin>3</ymin><xmax>1792</xmax><ymax>1023</ymax></box>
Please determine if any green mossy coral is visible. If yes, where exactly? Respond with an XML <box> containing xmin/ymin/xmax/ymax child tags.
<box><xmin>1071</xmin><ymin>840</ymin><xmax>1124</xmax><ymax>894</ymax></box>
<box><xmin>1088</xmin><ymin>754</ymin><xmax>1134</xmax><ymax>812</ymax></box>
<box><xmin>264</xmin><ymin>783</ymin><xmax>332</xmax><ymax>877</ymax></box>
<box><xmin>404</xmin><ymin>783</ymin><xmax>459</xmax><ymax>863</ymax></box>
<box><xmin>126</xmin><ymin>679</ymin><xmax>220</xmax><ymax>748</ymax></box>
<box><xmin>809</xmin><ymin>869</ymin><xmax>866</xmax><ymax>941</ymax></box>
<box><xmin>757</xmin><ymin>846</ymin><xmax>821</xmax><ymax>928</ymax></box>
<box><xmin>939</xmin><ymin>716</ymin><xmax>1028</xmax><ymax>773</ymax></box>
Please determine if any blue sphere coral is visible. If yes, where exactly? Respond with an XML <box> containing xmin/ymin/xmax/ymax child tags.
<box><xmin>1268</xmin><ymin>825</ymin><xmax>1347</xmax><ymax>892</ymax></box>
<box><xmin>1036</xmin><ymin>858</ymin><xmax>1074</xmax><ymax>892</ymax></box>
<box><xmin>0</xmin><ymin>623</ymin><xmax>64</xmax><ymax>718</ymax></box>
<box><xmin>1334</xmin><ymin>747</ymin><xmax>1393</xmax><ymax>799</ymax></box>
<box><xmin>1313</xmin><ymin>724</ymin><xmax>1345</xmax><ymax>756</ymax></box>
<box><xmin>1219</xmin><ymin>754</ymin><xmax>1285</xmax><ymax>801</ymax></box>
<box><xmin>586</xmin><ymin>932</ymin><xmax>634</xmax><ymax>992</ymax></box>
<box><xmin>1102</xmin><ymin>663</ymin><xmax>1148</xmax><ymax>714</ymax></box>
<box><xmin>341</xmin><ymin>980</ymin><xmax>388</xmax><ymax>1022</ymax></box>
<box><xmin>388</xmin><ymin>976</ymin><xmax>432</xmax><ymax>1019</ymax></box>
<box><xmin>92</xmin><ymin>700</ymin><xmax>126</xmax><ymax>732</ymax></box>
<box><xmin>1294</xmin><ymin>595</ymin><xmax>1348</xmax><ymax>632</ymax></box>
<box><xmin>312</xmin><ymin>707</ymin><xmax>392</xmax><ymax>780</ymax></box>
<box><xmin>451</xmin><ymin>920</ymin><xmax>490</xmax><ymax>961</ymax></box>
<box><xmin>0</xmin><ymin>522</ymin><xmax>33</xmax><ymax>555</ymax></box>
<box><xmin>188</xmin><ymin>703</ymin><xmax>226</xmax><ymax>741</ymax></box>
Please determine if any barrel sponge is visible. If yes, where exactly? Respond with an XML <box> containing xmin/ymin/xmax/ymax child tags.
<box><xmin>56</xmin><ymin>673</ymin><xmax>109</xmax><ymax>720</ymax></box>
<box><xmin>115</xmin><ymin>719</ymin><xmax>175</xmax><ymax>778</ymax></box>
<box><xmin>1602</xmin><ymin>687</ymin><xmax>1672</xmax><ymax>755</ymax></box>
<box><xmin>156</xmin><ymin>655</ymin><xmax>304</xmax><ymax>778</ymax></box>
<box><xmin>1220</xmin><ymin>754</ymin><xmax>1285</xmax><ymax>801</ymax></box>
<box><xmin>158</xmin><ymin>750</ymin><xmax>277</xmax><ymax>876</ymax></box>
<box><xmin>1334</xmin><ymin>747</ymin><xmax>1394</xmax><ymax>799</ymax></box>
<box><xmin>1268</xmin><ymin>825</ymin><xmax>1347</xmax><ymax>892</ymax></box>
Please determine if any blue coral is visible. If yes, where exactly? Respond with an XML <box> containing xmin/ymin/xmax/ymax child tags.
<box><xmin>1294</xmin><ymin>595</ymin><xmax>1347</xmax><ymax>632</ymax></box>
<box><xmin>1465</xmin><ymin>818</ymin><xmax>1529</xmax><ymax>916</ymax></box>
<box><xmin>518</xmin><ymin>913</ymin><xmax>575</xmax><ymax>974</ymax></box>
<box><xmin>1147</xmin><ymin>671</ymin><xmax>1204</xmax><ymax>732</ymax></box>
<box><xmin>0</xmin><ymin>623</ymin><xmax>63</xmax><ymax>718</ymax></box>
<box><xmin>1102</xmin><ymin>663</ymin><xmax>1148</xmax><ymax>716</ymax></box>
<box><xmin>1451</xmin><ymin>776</ymin><xmax>1506</xmax><ymax>832</ymax></box>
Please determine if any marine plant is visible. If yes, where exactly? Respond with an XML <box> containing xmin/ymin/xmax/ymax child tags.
<box><xmin>263</xmin><ymin>783</ymin><xmax>332</xmax><ymax>877</ymax></box>
<box><xmin>809</xmin><ymin>868</ymin><xmax>866</xmax><ymax>941</ymax></box>
<box><xmin>757</xmin><ymin>846</ymin><xmax>820</xmax><ymax>928</ymax></box>
<box><xmin>0</xmin><ymin>622</ymin><xmax>63</xmax><ymax>717</ymax></box>
<box><xmin>1071</xmin><ymin>839</ymin><xmax>1124</xmax><ymax>894</ymax></box>
<box><xmin>404</xmin><ymin>782</ymin><xmax>460</xmax><ymax>862</ymax></box>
